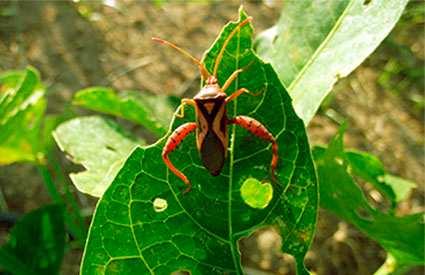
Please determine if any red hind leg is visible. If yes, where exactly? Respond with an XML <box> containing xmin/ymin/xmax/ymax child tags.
<box><xmin>229</xmin><ymin>116</ymin><xmax>278</xmax><ymax>178</ymax></box>
<box><xmin>162</xmin><ymin>122</ymin><xmax>197</xmax><ymax>192</ymax></box>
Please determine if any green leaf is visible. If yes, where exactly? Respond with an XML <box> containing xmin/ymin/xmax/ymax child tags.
<box><xmin>256</xmin><ymin>0</ymin><xmax>409</xmax><ymax>124</ymax></box>
<box><xmin>345</xmin><ymin>150</ymin><xmax>386</xmax><ymax>184</ymax></box>
<box><xmin>81</xmin><ymin>10</ymin><xmax>318</xmax><ymax>275</ymax></box>
<box><xmin>0</xmin><ymin>247</ymin><xmax>34</xmax><ymax>275</ymax></box>
<box><xmin>53</xmin><ymin>116</ymin><xmax>141</xmax><ymax>197</ymax></box>
<box><xmin>0</xmin><ymin>67</ymin><xmax>46</xmax><ymax>164</ymax></box>
<box><xmin>382</xmin><ymin>174</ymin><xmax>416</xmax><ymax>204</ymax></box>
<box><xmin>73</xmin><ymin>87</ymin><xmax>174</xmax><ymax>137</ymax></box>
<box><xmin>313</xmin><ymin>129</ymin><xmax>424</xmax><ymax>270</ymax></box>
<box><xmin>0</xmin><ymin>204</ymin><xmax>65</xmax><ymax>275</ymax></box>
<box><xmin>345</xmin><ymin>150</ymin><xmax>416</xmax><ymax>208</ymax></box>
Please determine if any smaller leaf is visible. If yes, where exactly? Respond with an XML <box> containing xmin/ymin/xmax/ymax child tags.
<box><xmin>346</xmin><ymin>150</ymin><xmax>386</xmax><ymax>183</ymax></box>
<box><xmin>346</xmin><ymin>150</ymin><xmax>416</xmax><ymax>207</ymax></box>
<box><xmin>314</xmin><ymin>129</ymin><xmax>424</xmax><ymax>270</ymax></box>
<box><xmin>0</xmin><ymin>67</ymin><xmax>46</xmax><ymax>164</ymax></box>
<box><xmin>345</xmin><ymin>150</ymin><xmax>394</xmax><ymax>208</ymax></box>
<box><xmin>73</xmin><ymin>87</ymin><xmax>174</xmax><ymax>137</ymax></box>
<box><xmin>53</xmin><ymin>116</ymin><xmax>141</xmax><ymax>197</ymax></box>
<box><xmin>0</xmin><ymin>204</ymin><xmax>65</xmax><ymax>275</ymax></box>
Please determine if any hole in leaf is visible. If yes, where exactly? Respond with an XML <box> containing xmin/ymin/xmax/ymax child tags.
<box><xmin>171</xmin><ymin>270</ymin><xmax>190</xmax><ymax>275</ymax></box>
<box><xmin>153</xmin><ymin>198</ymin><xmax>168</xmax><ymax>212</ymax></box>
<box><xmin>240</xmin><ymin>177</ymin><xmax>273</xmax><ymax>209</ymax></box>
<box><xmin>333</xmin><ymin>222</ymin><xmax>348</xmax><ymax>242</ymax></box>
<box><xmin>66</xmin><ymin>161</ymin><xmax>85</xmax><ymax>174</ymax></box>
<box><xmin>240</xmin><ymin>227</ymin><xmax>297</xmax><ymax>273</ymax></box>
<box><xmin>363</xmin><ymin>0</ymin><xmax>372</xmax><ymax>5</ymax></box>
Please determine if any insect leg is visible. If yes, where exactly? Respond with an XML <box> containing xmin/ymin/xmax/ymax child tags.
<box><xmin>228</xmin><ymin>116</ymin><xmax>278</xmax><ymax>178</ymax></box>
<box><xmin>226</xmin><ymin>88</ymin><xmax>259</xmax><ymax>103</ymax></box>
<box><xmin>221</xmin><ymin>69</ymin><xmax>243</xmax><ymax>92</ymax></box>
<box><xmin>222</xmin><ymin>62</ymin><xmax>256</xmax><ymax>93</ymax></box>
<box><xmin>162</xmin><ymin>122</ymin><xmax>197</xmax><ymax>193</ymax></box>
<box><xmin>176</xmin><ymin>98</ymin><xmax>196</xmax><ymax>118</ymax></box>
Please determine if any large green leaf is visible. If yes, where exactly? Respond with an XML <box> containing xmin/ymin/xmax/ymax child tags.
<box><xmin>53</xmin><ymin>116</ymin><xmax>141</xmax><ymax>197</ymax></box>
<box><xmin>0</xmin><ymin>67</ymin><xmax>46</xmax><ymax>164</ymax></box>
<box><xmin>256</xmin><ymin>0</ymin><xmax>409</xmax><ymax>124</ymax></box>
<box><xmin>313</xmin><ymin>128</ymin><xmax>424</xmax><ymax>272</ymax></box>
<box><xmin>81</xmin><ymin>10</ymin><xmax>318</xmax><ymax>275</ymax></box>
<box><xmin>73</xmin><ymin>87</ymin><xmax>174</xmax><ymax>137</ymax></box>
<box><xmin>0</xmin><ymin>204</ymin><xmax>65</xmax><ymax>275</ymax></box>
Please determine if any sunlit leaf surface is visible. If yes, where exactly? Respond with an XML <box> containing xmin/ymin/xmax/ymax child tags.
<box><xmin>73</xmin><ymin>87</ymin><xmax>174</xmax><ymax>137</ymax></box>
<box><xmin>53</xmin><ymin>116</ymin><xmax>141</xmax><ymax>197</ymax></box>
<box><xmin>0</xmin><ymin>67</ymin><xmax>46</xmax><ymax>164</ymax></box>
<box><xmin>256</xmin><ymin>0</ymin><xmax>409</xmax><ymax>124</ymax></box>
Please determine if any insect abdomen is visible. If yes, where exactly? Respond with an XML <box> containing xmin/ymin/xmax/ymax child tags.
<box><xmin>200</xmin><ymin>130</ymin><xmax>225</xmax><ymax>176</ymax></box>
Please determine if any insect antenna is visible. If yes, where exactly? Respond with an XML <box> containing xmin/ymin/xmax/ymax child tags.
<box><xmin>152</xmin><ymin>37</ymin><xmax>210</xmax><ymax>80</ymax></box>
<box><xmin>212</xmin><ymin>17</ymin><xmax>253</xmax><ymax>77</ymax></box>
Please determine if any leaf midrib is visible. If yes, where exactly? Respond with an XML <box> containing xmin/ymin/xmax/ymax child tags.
<box><xmin>287</xmin><ymin>0</ymin><xmax>354</xmax><ymax>96</ymax></box>
<box><xmin>227</xmin><ymin>22</ymin><xmax>243</xmax><ymax>273</ymax></box>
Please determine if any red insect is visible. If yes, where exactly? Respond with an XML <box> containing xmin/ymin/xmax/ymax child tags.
<box><xmin>153</xmin><ymin>17</ymin><xmax>278</xmax><ymax>193</ymax></box>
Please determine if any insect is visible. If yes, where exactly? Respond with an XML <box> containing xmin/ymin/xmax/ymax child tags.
<box><xmin>153</xmin><ymin>17</ymin><xmax>278</xmax><ymax>193</ymax></box>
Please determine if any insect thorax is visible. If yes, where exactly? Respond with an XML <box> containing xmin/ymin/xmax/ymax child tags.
<box><xmin>194</xmin><ymin>96</ymin><xmax>226</xmax><ymax>127</ymax></box>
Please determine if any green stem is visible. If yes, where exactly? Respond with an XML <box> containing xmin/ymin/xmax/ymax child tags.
<box><xmin>0</xmin><ymin>187</ymin><xmax>8</xmax><ymax>211</ymax></box>
<box><xmin>36</xmin><ymin>162</ymin><xmax>86</xmax><ymax>245</ymax></box>
<box><xmin>48</xmin><ymin>152</ymin><xmax>86</xmax><ymax>239</ymax></box>
<box><xmin>36</xmin><ymin>164</ymin><xmax>62</xmax><ymax>203</ymax></box>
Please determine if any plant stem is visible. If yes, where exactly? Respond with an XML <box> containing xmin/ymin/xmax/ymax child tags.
<box><xmin>0</xmin><ymin>187</ymin><xmax>8</xmax><ymax>212</ymax></box>
<box><xmin>36</xmin><ymin>162</ymin><xmax>86</xmax><ymax>245</ymax></box>
<box><xmin>48</xmin><ymin>152</ymin><xmax>86</xmax><ymax>240</ymax></box>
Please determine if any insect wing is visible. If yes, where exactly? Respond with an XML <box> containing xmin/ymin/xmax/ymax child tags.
<box><xmin>200</xmin><ymin>130</ymin><xmax>226</xmax><ymax>176</ymax></box>
<box><xmin>195</xmin><ymin>96</ymin><xmax>228</xmax><ymax>176</ymax></box>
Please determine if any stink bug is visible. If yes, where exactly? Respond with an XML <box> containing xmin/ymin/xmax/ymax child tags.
<box><xmin>153</xmin><ymin>17</ymin><xmax>278</xmax><ymax>193</ymax></box>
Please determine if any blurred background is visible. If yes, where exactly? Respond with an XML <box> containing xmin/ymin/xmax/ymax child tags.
<box><xmin>0</xmin><ymin>1</ymin><xmax>423</xmax><ymax>274</ymax></box>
